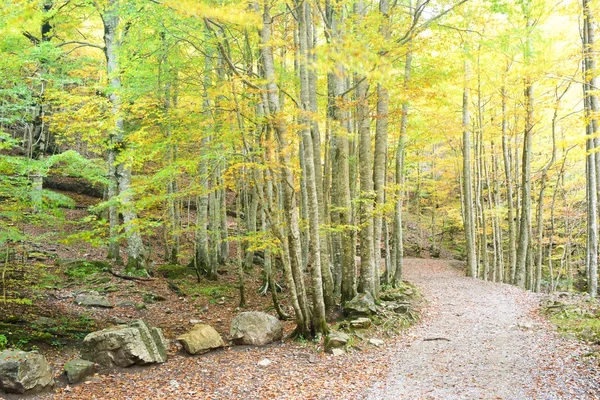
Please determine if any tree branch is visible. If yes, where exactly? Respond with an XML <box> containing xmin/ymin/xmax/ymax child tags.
<box><xmin>56</xmin><ymin>40</ymin><xmax>105</xmax><ymax>51</ymax></box>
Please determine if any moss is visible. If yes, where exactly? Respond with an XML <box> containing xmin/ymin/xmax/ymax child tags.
<box><xmin>62</xmin><ymin>259</ymin><xmax>109</xmax><ymax>279</ymax></box>
<box><xmin>156</xmin><ymin>264</ymin><xmax>190</xmax><ymax>279</ymax></box>
<box><xmin>545</xmin><ymin>300</ymin><xmax>600</xmax><ymax>344</ymax></box>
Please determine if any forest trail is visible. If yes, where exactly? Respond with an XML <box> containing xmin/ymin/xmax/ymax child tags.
<box><xmin>367</xmin><ymin>258</ymin><xmax>600</xmax><ymax>400</ymax></box>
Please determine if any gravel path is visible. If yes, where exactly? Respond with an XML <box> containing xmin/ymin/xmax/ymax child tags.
<box><xmin>367</xmin><ymin>258</ymin><xmax>600</xmax><ymax>400</ymax></box>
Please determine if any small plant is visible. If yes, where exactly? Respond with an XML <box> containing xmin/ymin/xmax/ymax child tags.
<box><xmin>0</xmin><ymin>334</ymin><xmax>7</xmax><ymax>350</ymax></box>
<box><xmin>15</xmin><ymin>338</ymin><xmax>29</xmax><ymax>350</ymax></box>
<box><xmin>63</xmin><ymin>260</ymin><xmax>109</xmax><ymax>279</ymax></box>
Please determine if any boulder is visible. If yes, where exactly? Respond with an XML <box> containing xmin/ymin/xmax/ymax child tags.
<box><xmin>64</xmin><ymin>359</ymin><xmax>95</xmax><ymax>384</ymax></box>
<box><xmin>0</xmin><ymin>350</ymin><xmax>54</xmax><ymax>394</ymax></box>
<box><xmin>81</xmin><ymin>319</ymin><xmax>168</xmax><ymax>368</ymax></box>
<box><xmin>380</xmin><ymin>290</ymin><xmax>406</xmax><ymax>302</ymax></box>
<box><xmin>230</xmin><ymin>312</ymin><xmax>283</xmax><ymax>346</ymax></box>
<box><xmin>177</xmin><ymin>324</ymin><xmax>224</xmax><ymax>355</ymax></box>
<box><xmin>331</xmin><ymin>348</ymin><xmax>345</xmax><ymax>357</ymax></box>
<box><xmin>368</xmin><ymin>338</ymin><xmax>384</xmax><ymax>347</ymax></box>
<box><xmin>343</xmin><ymin>292</ymin><xmax>377</xmax><ymax>316</ymax></box>
<box><xmin>117</xmin><ymin>301</ymin><xmax>136</xmax><ymax>308</ymax></box>
<box><xmin>75</xmin><ymin>291</ymin><xmax>112</xmax><ymax>308</ymax></box>
<box><xmin>325</xmin><ymin>331</ymin><xmax>350</xmax><ymax>353</ymax></box>
<box><xmin>350</xmin><ymin>318</ymin><xmax>372</xmax><ymax>329</ymax></box>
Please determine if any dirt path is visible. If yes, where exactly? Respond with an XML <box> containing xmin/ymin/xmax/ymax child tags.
<box><xmin>367</xmin><ymin>258</ymin><xmax>600</xmax><ymax>400</ymax></box>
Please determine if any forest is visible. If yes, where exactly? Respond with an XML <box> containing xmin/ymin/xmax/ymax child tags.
<box><xmin>2</xmin><ymin>0</ymin><xmax>600</xmax><ymax>398</ymax></box>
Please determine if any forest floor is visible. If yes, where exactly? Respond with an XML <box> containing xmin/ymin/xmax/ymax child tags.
<box><xmin>366</xmin><ymin>258</ymin><xmax>600</xmax><ymax>400</ymax></box>
<box><xmin>4</xmin><ymin>254</ymin><xmax>600</xmax><ymax>399</ymax></box>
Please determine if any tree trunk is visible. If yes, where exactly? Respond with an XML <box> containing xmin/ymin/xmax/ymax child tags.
<box><xmin>584</xmin><ymin>0</ymin><xmax>599</xmax><ymax>297</ymax></box>
<box><xmin>102</xmin><ymin>0</ymin><xmax>146</xmax><ymax>272</ymax></box>
<box><xmin>297</xmin><ymin>0</ymin><xmax>328</xmax><ymax>335</ymax></box>
<box><xmin>462</xmin><ymin>54</ymin><xmax>477</xmax><ymax>278</ymax></box>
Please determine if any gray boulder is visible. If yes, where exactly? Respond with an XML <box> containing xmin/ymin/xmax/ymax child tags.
<box><xmin>0</xmin><ymin>350</ymin><xmax>54</xmax><ymax>394</ymax></box>
<box><xmin>350</xmin><ymin>317</ymin><xmax>372</xmax><ymax>329</ymax></box>
<box><xmin>64</xmin><ymin>359</ymin><xmax>95</xmax><ymax>384</ymax></box>
<box><xmin>325</xmin><ymin>331</ymin><xmax>350</xmax><ymax>353</ymax></box>
<box><xmin>230</xmin><ymin>312</ymin><xmax>283</xmax><ymax>346</ymax></box>
<box><xmin>177</xmin><ymin>324</ymin><xmax>224</xmax><ymax>355</ymax></box>
<box><xmin>81</xmin><ymin>319</ymin><xmax>168</xmax><ymax>367</ymax></box>
<box><xmin>344</xmin><ymin>292</ymin><xmax>377</xmax><ymax>316</ymax></box>
<box><xmin>75</xmin><ymin>291</ymin><xmax>113</xmax><ymax>308</ymax></box>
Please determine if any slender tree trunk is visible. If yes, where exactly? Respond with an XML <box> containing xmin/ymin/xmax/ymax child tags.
<box><xmin>584</xmin><ymin>0</ymin><xmax>599</xmax><ymax>297</ymax></box>
<box><xmin>327</xmin><ymin>0</ymin><xmax>356</xmax><ymax>303</ymax></box>
<box><xmin>307</xmin><ymin>6</ymin><xmax>334</xmax><ymax>310</ymax></box>
<box><xmin>501</xmin><ymin>80</ymin><xmax>517</xmax><ymax>283</ymax></box>
<box><xmin>462</xmin><ymin>54</ymin><xmax>477</xmax><ymax>278</ymax></box>
<box><xmin>258</xmin><ymin>1</ymin><xmax>311</xmax><ymax>336</ymax></box>
<box><xmin>392</xmin><ymin>41</ymin><xmax>414</xmax><ymax>287</ymax></box>
<box><xmin>297</xmin><ymin>0</ymin><xmax>328</xmax><ymax>334</ymax></box>
<box><xmin>102</xmin><ymin>0</ymin><xmax>146</xmax><ymax>271</ymax></box>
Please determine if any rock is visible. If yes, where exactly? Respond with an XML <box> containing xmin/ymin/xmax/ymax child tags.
<box><xmin>325</xmin><ymin>331</ymin><xmax>350</xmax><ymax>353</ymax></box>
<box><xmin>75</xmin><ymin>292</ymin><xmax>112</xmax><ymax>308</ymax></box>
<box><xmin>64</xmin><ymin>359</ymin><xmax>95</xmax><ymax>384</ymax></box>
<box><xmin>331</xmin><ymin>348</ymin><xmax>345</xmax><ymax>357</ymax></box>
<box><xmin>189</xmin><ymin>319</ymin><xmax>203</xmax><ymax>324</ymax></box>
<box><xmin>380</xmin><ymin>290</ymin><xmax>405</xmax><ymax>302</ymax></box>
<box><xmin>386</xmin><ymin>301</ymin><xmax>411</xmax><ymax>314</ymax></box>
<box><xmin>143</xmin><ymin>292</ymin><xmax>166</xmax><ymax>304</ymax></box>
<box><xmin>350</xmin><ymin>318</ymin><xmax>371</xmax><ymax>329</ymax></box>
<box><xmin>81</xmin><ymin>319</ymin><xmax>168</xmax><ymax>368</ymax></box>
<box><xmin>135</xmin><ymin>303</ymin><xmax>146</xmax><ymax>310</ymax></box>
<box><xmin>33</xmin><ymin>317</ymin><xmax>57</xmax><ymax>327</ymax></box>
<box><xmin>230</xmin><ymin>312</ymin><xmax>283</xmax><ymax>346</ymax></box>
<box><xmin>117</xmin><ymin>301</ymin><xmax>136</xmax><ymax>308</ymax></box>
<box><xmin>257</xmin><ymin>359</ymin><xmax>272</xmax><ymax>367</ymax></box>
<box><xmin>169</xmin><ymin>379</ymin><xmax>180</xmax><ymax>389</ymax></box>
<box><xmin>0</xmin><ymin>350</ymin><xmax>54</xmax><ymax>394</ymax></box>
<box><xmin>368</xmin><ymin>338</ymin><xmax>384</xmax><ymax>347</ymax></box>
<box><xmin>344</xmin><ymin>292</ymin><xmax>377</xmax><ymax>316</ymax></box>
<box><xmin>111</xmin><ymin>316</ymin><xmax>127</xmax><ymax>325</ymax></box>
<box><xmin>177</xmin><ymin>324</ymin><xmax>224</xmax><ymax>355</ymax></box>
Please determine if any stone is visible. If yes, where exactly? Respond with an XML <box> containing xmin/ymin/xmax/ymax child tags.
<box><xmin>343</xmin><ymin>292</ymin><xmax>377</xmax><ymax>316</ymax></box>
<box><xmin>385</xmin><ymin>301</ymin><xmax>411</xmax><ymax>314</ymax></box>
<box><xmin>257</xmin><ymin>359</ymin><xmax>272</xmax><ymax>367</ymax></box>
<box><xmin>325</xmin><ymin>331</ymin><xmax>350</xmax><ymax>353</ymax></box>
<box><xmin>111</xmin><ymin>317</ymin><xmax>127</xmax><ymax>325</ymax></box>
<box><xmin>331</xmin><ymin>348</ymin><xmax>345</xmax><ymax>357</ymax></box>
<box><xmin>350</xmin><ymin>318</ymin><xmax>372</xmax><ymax>329</ymax></box>
<box><xmin>368</xmin><ymin>338</ymin><xmax>384</xmax><ymax>347</ymax></box>
<box><xmin>81</xmin><ymin>319</ymin><xmax>168</xmax><ymax>368</ymax></box>
<box><xmin>143</xmin><ymin>292</ymin><xmax>166</xmax><ymax>304</ymax></box>
<box><xmin>189</xmin><ymin>319</ymin><xmax>203</xmax><ymax>324</ymax></box>
<box><xmin>117</xmin><ymin>301</ymin><xmax>136</xmax><ymax>308</ymax></box>
<box><xmin>64</xmin><ymin>359</ymin><xmax>95</xmax><ymax>384</ymax></box>
<box><xmin>230</xmin><ymin>312</ymin><xmax>283</xmax><ymax>346</ymax></box>
<box><xmin>33</xmin><ymin>317</ymin><xmax>57</xmax><ymax>327</ymax></box>
<box><xmin>75</xmin><ymin>292</ymin><xmax>113</xmax><ymax>308</ymax></box>
<box><xmin>177</xmin><ymin>324</ymin><xmax>224</xmax><ymax>355</ymax></box>
<box><xmin>0</xmin><ymin>350</ymin><xmax>54</xmax><ymax>394</ymax></box>
<box><xmin>380</xmin><ymin>290</ymin><xmax>405</xmax><ymax>302</ymax></box>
